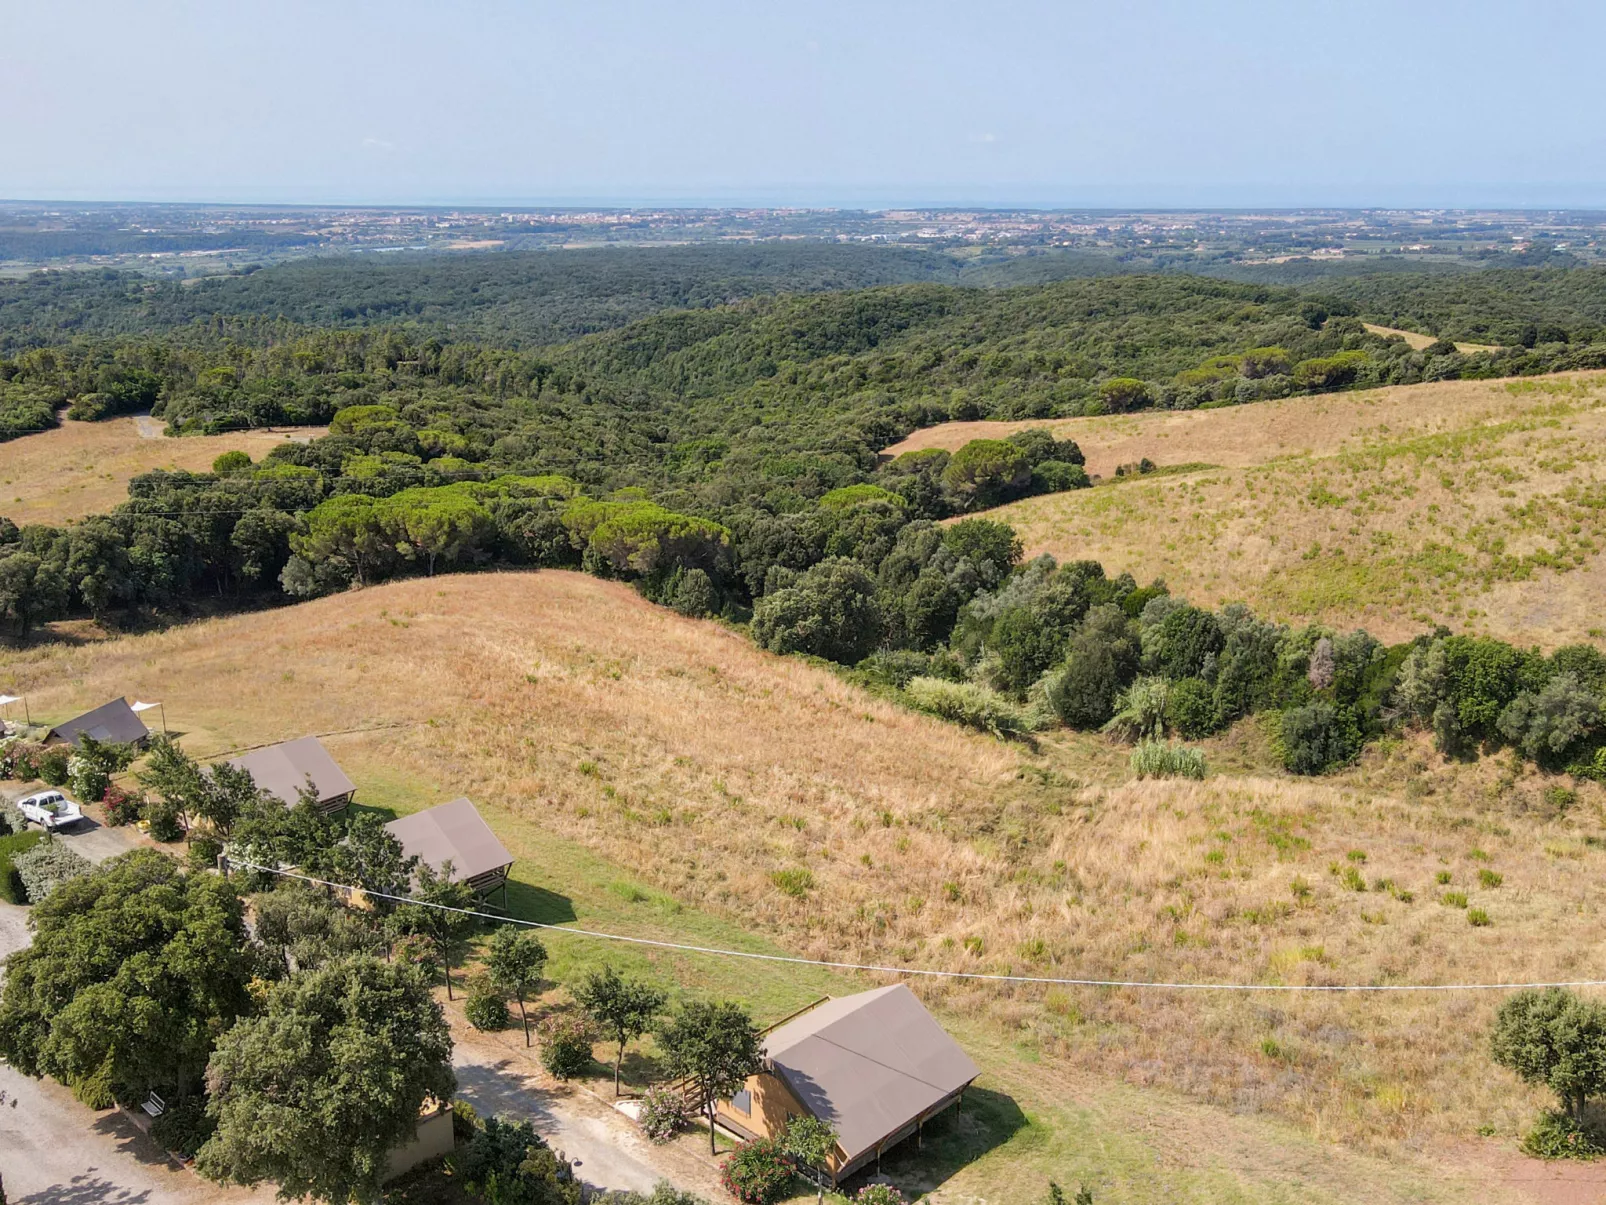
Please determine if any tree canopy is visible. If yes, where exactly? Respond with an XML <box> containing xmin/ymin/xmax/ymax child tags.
<box><xmin>196</xmin><ymin>955</ymin><xmax>455</xmax><ymax>1205</ymax></box>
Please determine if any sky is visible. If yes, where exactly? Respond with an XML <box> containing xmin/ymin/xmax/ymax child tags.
<box><xmin>3</xmin><ymin>0</ymin><xmax>1605</xmax><ymax>209</ymax></box>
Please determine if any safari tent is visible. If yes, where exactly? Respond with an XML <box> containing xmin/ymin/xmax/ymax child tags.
<box><xmin>227</xmin><ymin>736</ymin><xmax>356</xmax><ymax>815</ymax></box>
<box><xmin>715</xmin><ymin>985</ymin><xmax>980</xmax><ymax>1185</ymax></box>
<box><xmin>383</xmin><ymin>797</ymin><xmax>514</xmax><ymax>903</ymax></box>
<box><xmin>46</xmin><ymin>698</ymin><xmax>151</xmax><ymax>749</ymax></box>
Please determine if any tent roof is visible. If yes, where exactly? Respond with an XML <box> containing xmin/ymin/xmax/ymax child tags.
<box><xmin>48</xmin><ymin>698</ymin><xmax>150</xmax><ymax>747</ymax></box>
<box><xmin>226</xmin><ymin>736</ymin><xmax>355</xmax><ymax>807</ymax></box>
<box><xmin>384</xmin><ymin>798</ymin><xmax>513</xmax><ymax>884</ymax></box>
<box><xmin>762</xmin><ymin>985</ymin><xmax>980</xmax><ymax>1163</ymax></box>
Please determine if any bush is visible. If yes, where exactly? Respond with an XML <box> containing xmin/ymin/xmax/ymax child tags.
<box><xmin>855</xmin><ymin>1187</ymin><xmax>907</xmax><ymax>1205</ymax></box>
<box><xmin>0</xmin><ymin>740</ymin><xmax>46</xmax><ymax>783</ymax></box>
<box><xmin>146</xmin><ymin>796</ymin><xmax>185</xmax><ymax>842</ymax></box>
<box><xmin>0</xmin><ymin>798</ymin><xmax>25</xmax><ymax>836</ymax></box>
<box><xmin>1103</xmin><ymin>677</ymin><xmax>1170</xmax><ymax>743</ymax></box>
<box><xmin>186</xmin><ymin>833</ymin><xmax>224</xmax><ymax>870</ymax></box>
<box><xmin>0</xmin><ymin>829</ymin><xmax>44</xmax><ymax>903</ymax></box>
<box><xmin>102</xmin><ymin>786</ymin><xmax>144</xmax><ymax>827</ymax></box>
<box><xmin>751</xmin><ymin>558</ymin><xmax>883</xmax><ymax>665</ymax></box>
<box><xmin>452</xmin><ymin>1098</ymin><xmax>482</xmax><ymax>1143</ymax></box>
<box><xmin>1129</xmin><ymin>741</ymin><xmax>1207</xmax><ymax>780</ymax></box>
<box><xmin>13</xmin><ymin>837</ymin><xmax>92</xmax><ymax>902</ymax></box>
<box><xmin>538</xmin><ymin>1013</ymin><xmax>596</xmax><ymax>1081</ymax></box>
<box><xmin>67</xmin><ymin>755</ymin><xmax>110</xmax><ymax>803</ymax></box>
<box><xmin>465</xmin><ymin>980</ymin><xmax>510</xmax><ymax>1032</ymax></box>
<box><xmin>1522</xmin><ymin>1110</ymin><xmax>1606</xmax><ymax>1160</ymax></box>
<box><xmin>36</xmin><ymin>749</ymin><xmax>70</xmax><ymax>787</ymax></box>
<box><xmin>1498</xmin><ymin>673</ymin><xmax>1601</xmax><ymax>765</ymax></box>
<box><xmin>150</xmin><ymin>1096</ymin><xmax>215</xmax><ymax>1159</ymax></box>
<box><xmin>453</xmin><ymin>1114</ymin><xmax>580</xmax><ymax>1203</ymax></box>
<box><xmin>1279</xmin><ymin>702</ymin><xmax>1359</xmax><ymax>774</ymax></box>
<box><xmin>1165</xmin><ymin>677</ymin><xmax>1218</xmax><ymax>739</ymax></box>
<box><xmin>769</xmin><ymin>868</ymin><xmax>815</xmax><ymax>898</ymax></box>
<box><xmin>904</xmin><ymin>676</ymin><xmax>1033</xmax><ymax>737</ymax></box>
<box><xmin>1046</xmin><ymin>634</ymin><xmax>1119</xmax><ymax>729</ymax></box>
<box><xmin>720</xmin><ymin>1137</ymin><xmax>795</xmax><ymax>1204</ymax></box>
<box><xmin>638</xmin><ymin>1085</ymin><xmax>692</xmax><ymax>1143</ymax></box>
<box><xmin>1469</xmin><ymin>907</ymin><xmax>1492</xmax><ymax>927</ymax></box>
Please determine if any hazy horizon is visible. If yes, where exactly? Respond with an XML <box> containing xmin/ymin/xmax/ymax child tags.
<box><xmin>6</xmin><ymin>0</ymin><xmax>1606</xmax><ymax>211</ymax></box>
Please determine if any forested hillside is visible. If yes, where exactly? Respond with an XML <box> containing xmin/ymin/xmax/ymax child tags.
<box><xmin>4</xmin><ymin>264</ymin><xmax>1606</xmax><ymax>789</ymax></box>
<box><xmin>1323</xmin><ymin>264</ymin><xmax>1606</xmax><ymax>345</ymax></box>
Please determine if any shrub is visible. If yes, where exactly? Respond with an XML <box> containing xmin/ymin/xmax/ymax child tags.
<box><xmin>36</xmin><ymin>749</ymin><xmax>70</xmax><ymax>787</ymax></box>
<box><xmin>1165</xmin><ymin>677</ymin><xmax>1218</xmax><ymax>738</ymax></box>
<box><xmin>720</xmin><ymin>1137</ymin><xmax>795</xmax><ymax>1204</ymax></box>
<box><xmin>0</xmin><ymin>740</ymin><xmax>45</xmax><ymax>783</ymax></box>
<box><xmin>1099</xmin><ymin>377</ymin><xmax>1153</xmax><ymax>413</ymax></box>
<box><xmin>1128</xmin><ymin>741</ymin><xmax>1207</xmax><ymax>780</ymax></box>
<box><xmin>146</xmin><ymin>796</ymin><xmax>185</xmax><ymax>842</ymax></box>
<box><xmin>1279</xmin><ymin>702</ymin><xmax>1360</xmax><ymax>775</ymax></box>
<box><xmin>769</xmin><ymin>868</ymin><xmax>815</xmax><ymax>898</ymax></box>
<box><xmin>538</xmin><ymin>1013</ymin><xmax>596</xmax><ymax>1081</ymax></box>
<box><xmin>1522</xmin><ymin>1111</ymin><xmax>1606</xmax><ymax>1160</ymax></box>
<box><xmin>1469</xmin><ymin>907</ymin><xmax>1492</xmax><ymax>927</ymax></box>
<box><xmin>1103</xmin><ymin>677</ymin><xmax>1170</xmax><ymax>743</ymax></box>
<box><xmin>904</xmin><ymin>676</ymin><xmax>1033</xmax><ymax>737</ymax></box>
<box><xmin>102</xmin><ymin>786</ymin><xmax>144</xmax><ymax>827</ymax></box>
<box><xmin>150</xmin><ymin>1096</ymin><xmax>216</xmax><ymax>1159</ymax></box>
<box><xmin>0</xmin><ymin>829</ymin><xmax>45</xmax><ymax>903</ymax></box>
<box><xmin>0</xmin><ymin>740</ymin><xmax>46</xmax><ymax>783</ymax></box>
<box><xmin>638</xmin><ymin>1085</ymin><xmax>692</xmax><ymax>1143</ymax></box>
<box><xmin>1498</xmin><ymin>673</ymin><xmax>1601</xmax><ymax>765</ymax></box>
<box><xmin>186</xmin><ymin>833</ymin><xmax>224</xmax><ymax>871</ymax></box>
<box><xmin>66</xmin><ymin>755</ymin><xmax>111</xmax><ymax>803</ymax></box>
<box><xmin>855</xmin><ymin>1187</ymin><xmax>907</xmax><ymax>1205</ymax></box>
<box><xmin>213</xmin><ymin>450</ymin><xmax>252</xmax><ymax>474</ymax></box>
<box><xmin>465</xmin><ymin>980</ymin><xmax>510</xmax><ymax>1032</ymax></box>
<box><xmin>452</xmin><ymin>1098</ymin><xmax>482</xmax><ymax>1143</ymax></box>
<box><xmin>1046</xmin><ymin>633</ymin><xmax>1120</xmax><ymax>728</ymax></box>
<box><xmin>12</xmin><ymin>836</ymin><xmax>92</xmax><ymax>902</ymax></box>
<box><xmin>0</xmin><ymin>798</ymin><xmax>24</xmax><ymax>836</ymax></box>
<box><xmin>751</xmin><ymin>558</ymin><xmax>883</xmax><ymax>665</ymax></box>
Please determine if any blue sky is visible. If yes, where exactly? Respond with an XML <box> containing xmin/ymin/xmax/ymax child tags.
<box><xmin>3</xmin><ymin>0</ymin><xmax>1604</xmax><ymax>208</ymax></box>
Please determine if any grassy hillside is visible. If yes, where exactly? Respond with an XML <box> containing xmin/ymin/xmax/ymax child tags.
<box><xmin>890</xmin><ymin>371</ymin><xmax>1606</xmax><ymax>647</ymax></box>
<box><xmin>5</xmin><ymin>571</ymin><xmax>1604</xmax><ymax>1201</ymax></box>
<box><xmin>0</xmin><ymin>417</ymin><xmax>323</xmax><ymax>527</ymax></box>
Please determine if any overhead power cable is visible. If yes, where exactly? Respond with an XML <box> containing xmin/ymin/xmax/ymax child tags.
<box><xmin>230</xmin><ymin>860</ymin><xmax>1602</xmax><ymax>995</ymax></box>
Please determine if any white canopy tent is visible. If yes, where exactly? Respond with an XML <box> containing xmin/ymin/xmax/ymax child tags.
<box><xmin>130</xmin><ymin>700</ymin><xmax>166</xmax><ymax>734</ymax></box>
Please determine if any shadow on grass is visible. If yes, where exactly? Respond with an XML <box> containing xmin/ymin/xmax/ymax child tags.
<box><xmin>846</xmin><ymin>1086</ymin><xmax>1029</xmax><ymax>1194</ymax></box>
<box><xmin>504</xmin><ymin>879</ymin><xmax>578</xmax><ymax>925</ymax></box>
<box><xmin>346</xmin><ymin>801</ymin><xmax>400</xmax><ymax>823</ymax></box>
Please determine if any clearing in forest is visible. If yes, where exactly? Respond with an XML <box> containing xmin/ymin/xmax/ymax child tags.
<box><xmin>4</xmin><ymin>571</ymin><xmax>1603</xmax><ymax>1202</ymax></box>
<box><xmin>897</xmin><ymin>372</ymin><xmax>1606</xmax><ymax>647</ymax></box>
<box><xmin>0</xmin><ymin>417</ymin><xmax>325</xmax><ymax>527</ymax></box>
<box><xmin>1361</xmin><ymin>322</ymin><xmax>1501</xmax><ymax>354</ymax></box>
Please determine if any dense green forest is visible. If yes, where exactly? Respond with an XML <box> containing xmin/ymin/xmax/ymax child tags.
<box><xmin>1323</xmin><ymin>264</ymin><xmax>1606</xmax><ymax>345</ymax></box>
<box><xmin>0</xmin><ymin>245</ymin><xmax>964</xmax><ymax>350</ymax></box>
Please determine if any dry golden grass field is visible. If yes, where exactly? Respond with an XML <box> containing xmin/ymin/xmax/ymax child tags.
<box><xmin>887</xmin><ymin>372</ymin><xmax>1606</xmax><ymax>648</ymax></box>
<box><xmin>6</xmin><ymin>572</ymin><xmax>1606</xmax><ymax>1201</ymax></box>
<box><xmin>1361</xmin><ymin>323</ymin><xmax>1500</xmax><ymax>355</ymax></box>
<box><xmin>0</xmin><ymin>417</ymin><xmax>326</xmax><ymax>527</ymax></box>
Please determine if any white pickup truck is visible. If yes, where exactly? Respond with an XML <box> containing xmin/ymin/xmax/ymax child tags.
<box><xmin>16</xmin><ymin>789</ymin><xmax>84</xmax><ymax>832</ymax></box>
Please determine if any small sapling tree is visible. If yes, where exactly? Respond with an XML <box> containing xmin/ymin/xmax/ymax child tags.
<box><xmin>574</xmin><ymin>964</ymin><xmax>666</xmax><ymax>1095</ymax></box>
